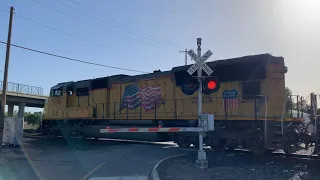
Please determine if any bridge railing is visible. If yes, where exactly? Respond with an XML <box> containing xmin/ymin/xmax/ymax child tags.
<box><xmin>0</xmin><ymin>81</ymin><xmax>44</xmax><ymax>96</ymax></box>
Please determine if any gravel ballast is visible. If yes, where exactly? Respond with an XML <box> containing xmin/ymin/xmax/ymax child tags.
<box><xmin>157</xmin><ymin>152</ymin><xmax>320</xmax><ymax>180</ymax></box>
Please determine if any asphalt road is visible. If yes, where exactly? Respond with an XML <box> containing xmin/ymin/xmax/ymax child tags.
<box><xmin>0</xmin><ymin>135</ymin><xmax>186</xmax><ymax>180</ymax></box>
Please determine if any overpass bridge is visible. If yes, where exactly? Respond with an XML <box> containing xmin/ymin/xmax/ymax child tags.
<box><xmin>0</xmin><ymin>81</ymin><xmax>48</xmax><ymax>117</ymax></box>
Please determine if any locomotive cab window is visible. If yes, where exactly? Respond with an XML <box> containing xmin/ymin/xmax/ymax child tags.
<box><xmin>51</xmin><ymin>88</ymin><xmax>62</xmax><ymax>97</ymax></box>
<box><xmin>242</xmin><ymin>81</ymin><xmax>261</xmax><ymax>99</ymax></box>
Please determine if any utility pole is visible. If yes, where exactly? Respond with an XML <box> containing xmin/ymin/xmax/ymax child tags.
<box><xmin>179</xmin><ymin>49</ymin><xmax>188</xmax><ymax>65</ymax></box>
<box><xmin>0</xmin><ymin>7</ymin><xmax>14</xmax><ymax>151</ymax></box>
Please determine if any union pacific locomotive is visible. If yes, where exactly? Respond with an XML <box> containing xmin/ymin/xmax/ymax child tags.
<box><xmin>42</xmin><ymin>53</ymin><xmax>317</xmax><ymax>155</ymax></box>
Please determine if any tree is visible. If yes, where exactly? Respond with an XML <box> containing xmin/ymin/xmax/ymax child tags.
<box><xmin>4</xmin><ymin>110</ymin><xmax>18</xmax><ymax>117</ymax></box>
<box><xmin>285</xmin><ymin>87</ymin><xmax>294</xmax><ymax>113</ymax></box>
<box><xmin>285</xmin><ymin>87</ymin><xmax>311</xmax><ymax>115</ymax></box>
<box><xmin>24</xmin><ymin>111</ymin><xmax>43</xmax><ymax>125</ymax></box>
<box><xmin>285</xmin><ymin>87</ymin><xmax>311</xmax><ymax>114</ymax></box>
<box><xmin>300</xmin><ymin>98</ymin><xmax>311</xmax><ymax>114</ymax></box>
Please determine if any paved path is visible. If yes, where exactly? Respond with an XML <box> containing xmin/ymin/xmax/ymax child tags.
<box><xmin>0</xmin><ymin>136</ymin><xmax>185</xmax><ymax>180</ymax></box>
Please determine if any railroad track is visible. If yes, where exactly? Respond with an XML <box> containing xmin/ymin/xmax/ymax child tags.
<box><xmin>23</xmin><ymin>134</ymin><xmax>320</xmax><ymax>165</ymax></box>
<box><xmin>206</xmin><ymin>147</ymin><xmax>320</xmax><ymax>165</ymax></box>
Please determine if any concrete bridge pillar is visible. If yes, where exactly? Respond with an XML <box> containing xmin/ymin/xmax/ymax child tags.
<box><xmin>18</xmin><ymin>103</ymin><xmax>25</xmax><ymax>128</ymax></box>
<box><xmin>8</xmin><ymin>103</ymin><xmax>14</xmax><ymax>117</ymax></box>
<box><xmin>18</xmin><ymin>103</ymin><xmax>25</xmax><ymax>118</ymax></box>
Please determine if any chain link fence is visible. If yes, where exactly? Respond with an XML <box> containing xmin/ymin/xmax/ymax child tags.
<box><xmin>0</xmin><ymin>81</ymin><xmax>44</xmax><ymax>96</ymax></box>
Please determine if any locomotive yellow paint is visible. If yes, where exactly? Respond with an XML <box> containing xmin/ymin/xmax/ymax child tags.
<box><xmin>88</xmin><ymin>89</ymin><xmax>109</xmax><ymax>118</ymax></box>
<box><xmin>107</xmin><ymin>76</ymin><xmax>175</xmax><ymax>120</ymax></box>
<box><xmin>67</xmin><ymin>106</ymin><xmax>93</xmax><ymax>118</ymax></box>
<box><xmin>43</xmin><ymin>56</ymin><xmax>303</xmax><ymax>122</ymax></box>
<box><xmin>67</xmin><ymin>93</ymin><xmax>77</xmax><ymax>107</ymax></box>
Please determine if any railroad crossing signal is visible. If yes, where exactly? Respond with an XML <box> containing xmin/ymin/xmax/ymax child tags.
<box><xmin>187</xmin><ymin>49</ymin><xmax>213</xmax><ymax>76</ymax></box>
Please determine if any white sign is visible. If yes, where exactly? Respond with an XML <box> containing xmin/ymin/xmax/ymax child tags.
<box><xmin>187</xmin><ymin>49</ymin><xmax>213</xmax><ymax>75</ymax></box>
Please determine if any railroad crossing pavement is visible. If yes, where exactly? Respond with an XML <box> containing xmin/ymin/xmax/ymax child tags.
<box><xmin>0</xmin><ymin>135</ymin><xmax>187</xmax><ymax>180</ymax></box>
<box><xmin>3</xmin><ymin>135</ymin><xmax>320</xmax><ymax>180</ymax></box>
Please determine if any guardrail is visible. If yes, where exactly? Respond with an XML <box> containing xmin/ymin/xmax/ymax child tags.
<box><xmin>0</xmin><ymin>81</ymin><xmax>44</xmax><ymax>96</ymax></box>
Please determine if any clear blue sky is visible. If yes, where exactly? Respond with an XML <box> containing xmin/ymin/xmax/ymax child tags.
<box><xmin>0</xmin><ymin>0</ymin><xmax>320</xmax><ymax>112</ymax></box>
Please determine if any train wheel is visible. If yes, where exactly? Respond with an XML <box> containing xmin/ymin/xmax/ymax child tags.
<box><xmin>246</xmin><ymin>137</ymin><xmax>266</xmax><ymax>155</ymax></box>
<box><xmin>283</xmin><ymin>143</ymin><xmax>296</xmax><ymax>156</ymax></box>
<box><xmin>192</xmin><ymin>142</ymin><xmax>199</xmax><ymax>148</ymax></box>
<box><xmin>77</xmin><ymin>131</ymin><xmax>85</xmax><ymax>141</ymax></box>
<box><xmin>177</xmin><ymin>141</ymin><xmax>191</xmax><ymax>148</ymax></box>
<box><xmin>48</xmin><ymin>130</ymin><xmax>58</xmax><ymax>139</ymax></box>
<box><xmin>176</xmin><ymin>136</ymin><xmax>191</xmax><ymax>148</ymax></box>
<box><xmin>209</xmin><ymin>139</ymin><xmax>229</xmax><ymax>152</ymax></box>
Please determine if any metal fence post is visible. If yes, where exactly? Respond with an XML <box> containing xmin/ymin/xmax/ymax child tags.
<box><xmin>296</xmin><ymin>95</ymin><xmax>300</xmax><ymax>118</ymax></box>
<box><xmin>290</xmin><ymin>95</ymin><xmax>293</xmax><ymax>117</ymax></box>
<box><xmin>126</xmin><ymin>102</ymin><xmax>129</xmax><ymax>120</ymax></box>
<box><xmin>139</xmin><ymin>101</ymin><xmax>142</xmax><ymax>119</ymax></box>
<box><xmin>102</xmin><ymin>103</ymin><xmax>105</xmax><ymax>118</ymax></box>
<box><xmin>113</xmin><ymin>102</ymin><xmax>116</xmax><ymax>119</ymax></box>
<box><xmin>300</xmin><ymin>96</ymin><xmax>303</xmax><ymax>118</ymax></box>
<box><xmin>224</xmin><ymin>98</ymin><xmax>227</xmax><ymax>120</ymax></box>
<box><xmin>154</xmin><ymin>100</ymin><xmax>157</xmax><ymax>120</ymax></box>
<box><xmin>254</xmin><ymin>98</ymin><xmax>257</xmax><ymax>120</ymax></box>
<box><xmin>174</xmin><ymin>99</ymin><xmax>177</xmax><ymax>119</ymax></box>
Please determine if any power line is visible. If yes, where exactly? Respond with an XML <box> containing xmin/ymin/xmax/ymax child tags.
<box><xmin>0</xmin><ymin>9</ymin><xmax>137</xmax><ymax>57</ymax></box>
<box><xmin>29</xmin><ymin>0</ymin><xmax>165</xmax><ymax>49</ymax></box>
<box><xmin>0</xmin><ymin>40</ymin><xmax>150</xmax><ymax>74</ymax></box>
<box><xmin>16</xmin><ymin>14</ymin><xmax>118</xmax><ymax>51</ymax></box>
<box><xmin>0</xmin><ymin>8</ymin><xmax>8</xmax><ymax>13</ymax></box>
<box><xmin>67</xmin><ymin>0</ymin><xmax>172</xmax><ymax>46</ymax></box>
<box><xmin>0</xmin><ymin>8</ymin><xmax>138</xmax><ymax>57</ymax></box>
<box><xmin>53</xmin><ymin>0</ymin><xmax>171</xmax><ymax>47</ymax></box>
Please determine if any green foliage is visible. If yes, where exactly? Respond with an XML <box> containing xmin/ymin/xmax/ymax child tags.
<box><xmin>4</xmin><ymin>110</ymin><xmax>43</xmax><ymax>125</ymax></box>
<box><xmin>285</xmin><ymin>87</ymin><xmax>294</xmax><ymax>113</ymax></box>
<box><xmin>24</xmin><ymin>111</ymin><xmax>43</xmax><ymax>125</ymax></box>
<box><xmin>4</xmin><ymin>110</ymin><xmax>18</xmax><ymax>117</ymax></box>
<box><xmin>285</xmin><ymin>87</ymin><xmax>311</xmax><ymax>115</ymax></box>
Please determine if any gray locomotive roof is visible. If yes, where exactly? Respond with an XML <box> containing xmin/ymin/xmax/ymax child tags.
<box><xmin>50</xmin><ymin>53</ymin><xmax>279</xmax><ymax>89</ymax></box>
<box><xmin>107</xmin><ymin>70</ymin><xmax>172</xmax><ymax>84</ymax></box>
<box><xmin>108</xmin><ymin>53</ymin><xmax>276</xmax><ymax>83</ymax></box>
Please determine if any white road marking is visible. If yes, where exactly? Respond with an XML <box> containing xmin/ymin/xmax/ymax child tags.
<box><xmin>80</xmin><ymin>161</ymin><xmax>106</xmax><ymax>180</ymax></box>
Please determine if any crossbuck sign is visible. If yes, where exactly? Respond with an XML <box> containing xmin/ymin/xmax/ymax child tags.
<box><xmin>187</xmin><ymin>49</ymin><xmax>213</xmax><ymax>76</ymax></box>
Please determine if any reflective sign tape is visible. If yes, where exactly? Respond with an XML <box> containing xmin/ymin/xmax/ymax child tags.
<box><xmin>99</xmin><ymin>127</ymin><xmax>203</xmax><ymax>133</ymax></box>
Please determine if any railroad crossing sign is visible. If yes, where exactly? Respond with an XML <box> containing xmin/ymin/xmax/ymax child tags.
<box><xmin>187</xmin><ymin>49</ymin><xmax>213</xmax><ymax>76</ymax></box>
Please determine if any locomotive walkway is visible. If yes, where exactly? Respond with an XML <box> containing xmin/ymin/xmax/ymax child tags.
<box><xmin>0</xmin><ymin>81</ymin><xmax>48</xmax><ymax>117</ymax></box>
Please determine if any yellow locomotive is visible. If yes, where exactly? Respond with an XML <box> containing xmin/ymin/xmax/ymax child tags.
<box><xmin>42</xmin><ymin>53</ymin><xmax>311</xmax><ymax>154</ymax></box>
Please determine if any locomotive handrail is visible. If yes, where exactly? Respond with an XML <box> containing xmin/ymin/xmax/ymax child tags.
<box><xmin>100</xmin><ymin>95</ymin><xmax>273</xmax><ymax>122</ymax></box>
<box><xmin>255</xmin><ymin>95</ymin><xmax>268</xmax><ymax>147</ymax></box>
<box><xmin>79</xmin><ymin>95</ymin><xmax>307</xmax><ymax>122</ymax></box>
<box><xmin>281</xmin><ymin>96</ymin><xmax>287</xmax><ymax>135</ymax></box>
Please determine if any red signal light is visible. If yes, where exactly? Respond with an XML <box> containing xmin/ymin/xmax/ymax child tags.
<box><xmin>207</xmin><ymin>81</ymin><xmax>216</xmax><ymax>90</ymax></box>
<box><xmin>202</xmin><ymin>78</ymin><xmax>220</xmax><ymax>95</ymax></box>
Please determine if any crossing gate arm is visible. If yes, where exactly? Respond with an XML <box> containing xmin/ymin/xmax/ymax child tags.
<box><xmin>100</xmin><ymin>114</ymin><xmax>214</xmax><ymax>133</ymax></box>
<box><xmin>99</xmin><ymin>127</ymin><xmax>206</xmax><ymax>133</ymax></box>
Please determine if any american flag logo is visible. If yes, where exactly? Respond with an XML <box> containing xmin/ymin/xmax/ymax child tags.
<box><xmin>119</xmin><ymin>84</ymin><xmax>165</xmax><ymax>111</ymax></box>
<box><xmin>222</xmin><ymin>89</ymin><xmax>238</xmax><ymax>110</ymax></box>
